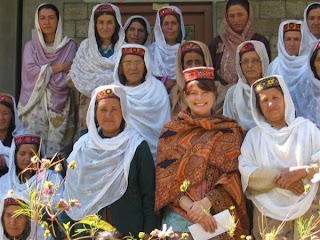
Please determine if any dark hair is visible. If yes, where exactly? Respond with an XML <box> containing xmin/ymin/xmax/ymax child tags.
<box><xmin>94</xmin><ymin>12</ymin><xmax>120</xmax><ymax>48</ymax></box>
<box><xmin>125</xmin><ymin>18</ymin><xmax>148</xmax><ymax>44</ymax></box>
<box><xmin>2</xmin><ymin>206</ymin><xmax>31</xmax><ymax>240</ymax></box>
<box><xmin>160</xmin><ymin>15</ymin><xmax>183</xmax><ymax>44</ymax></box>
<box><xmin>38</xmin><ymin>3</ymin><xmax>59</xmax><ymax>20</ymax></box>
<box><xmin>306</xmin><ymin>3</ymin><xmax>320</xmax><ymax>18</ymax></box>
<box><xmin>0</xmin><ymin>102</ymin><xmax>15</xmax><ymax>147</ymax></box>
<box><xmin>184</xmin><ymin>79</ymin><xmax>217</xmax><ymax>98</ymax></box>
<box><xmin>226</xmin><ymin>0</ymin><xmax>249</xmax><ymax>14</ymax></box>
<box><xmin>310</xmin><ymin>47</ymin><xmax>320</xmax><ymax>80</ymax></box>
<box><xmin>256</xmin><ymin>86</ymin><xmax>284</xmax><ymax>116</ymax></box>
<box><xmin>117</xmin><ymin>56</ymin><xmax>147</xmax><ymax>85</ymax></box>
<box><xmin>181</xmin><ymin>51</ymin><xmax>205</xmax><ymax>70</ymax></box>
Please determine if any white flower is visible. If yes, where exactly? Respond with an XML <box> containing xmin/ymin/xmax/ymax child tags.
<box><xmin>311</xmin><ymin>173</ymin><xmax>320</xmax><ymax>183</ymax></box>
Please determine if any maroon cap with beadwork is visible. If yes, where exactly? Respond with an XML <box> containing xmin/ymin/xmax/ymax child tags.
<box><xmin>183</xmin><ymin>67</ymin><xmax>214</xmax><ymax>82</ymax></box>
<box><xmin>159</xmin><ymin>7</ymin><xmax>179</xmax><ymax>20</ymax></box>
<box><xmin>94</xmin><ymin>4</ymin><xmax>115</xmax><ymax>16</ymax></box>
<box><xmin>96</xmin><ymin>88</ymin><xmax>119</xmax><ymax>102</ymax></box>
<box><xmin>181</xmin><ymin>42</ymin><xmax>203</xmax><ymax>55</ymax></box>
<box><xmin>253</xmin><ymin>76</ymin><xmax>281</xmax><ymax>95</ymax></box>
<box><xmin>0</xmin><ymin>93</ymin><xmax>14</xmax><ymax>107</ymax></box>
<box><xmin>4</xmin><ymin>198</ymin><xmax>24</xmax><ymax>207</ymax></box>
<box><xmin>122</xmin><ymin>47</ymin><xmax>145</xmax><ymax>58</ymax></box>
<box><xmin>14</xmin><ymin>134</ymin><xmax>41</xmax><ymax>147</ymax></box>
<box><xmin>283</xmin><ymin>22</ymin><xmax>301</xmax><ymax>33</ymax></box>
<box><xmin>239</xmin><ymin>42</ymin><xmax>255</xmax><ymax>58</ymax></box>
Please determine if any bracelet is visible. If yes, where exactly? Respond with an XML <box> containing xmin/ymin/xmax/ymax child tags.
<box><xmin>160</xmin><ymin>76</ymin><xmax>168</xmax><ymax>84</ymax></box>
<box><xmin>305</xmin><ymin>167</ymin><xmax>310</xmax><ymax>178</ymax></box>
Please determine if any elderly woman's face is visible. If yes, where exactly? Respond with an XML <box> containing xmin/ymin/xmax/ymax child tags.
<box><xmin>258</xmin><ymin>88</ymin><xmax>285</xmax><ymax>127</ymax></box>
<box><xmin>0</xmin><ymin>104</ymin><xmax>12</xmax><ymax>133</ymax></box>
<box><xmin>307</xmin><ymin>8</ymin><xmax>320</xmax><ymax>38</ymax></box>
<box><xmin>240</xmin><ymin>50</ymin><xmax>262</xmax><ymax>86</ymax></box>
<box><xmin>183</xmin><ymin>52</ymin><xmax>205</xmax><ymax>70</ymax></box>
<box><xmin>96</xmin><ymin>98</ymin><xmax>123</xmax><ymax>137</ymax></box>
<box><xmin>96</xmin><ymin>14</ymin><xmax>116</xmax><ymax>43</ymax></box>
<box><xmin>121</xmin><ymin>55</ymin><xmax>145</xmax><ymax>87</ymax></box>
<box><xmin>126</xmin><ymin>21</ymin><xmax>147</xmax><ymax>45</ymax></box>
<box><xmin>161</xmin><ymin>15</ymin><xmax>180</xmax><ymax>46</ymax></box>
<box><xmin>314</xmin><ymin>49</ymin><xmax>320</xmax><ymax>78</ymax></box>
<box><xmin>16</xmin><ymin>144</ymin><xmax>37</xmax><ymax>171</ymax></box>
<box><xmin>284</xmin><ymin>31</ymin><xmax>301</xmax><ymax>56</ymax></box>
<box><xmin>38</xmin><ymin>8</ymin><xmax>58</xmax><ymax>37</ymax></box>
<box><xmin>185</xmin><ymin>82</ymin><xmax>215</xmax><ymax>118</ymax></box>
<box><xmin>227</xmin><ymin>4</ymin><xmax>249</xmax><ymax>34</ymax></box>
<box><xmin>3</xmin><ymin>205</ymin><xmax>28</xmax><ymax>238</ymax></box>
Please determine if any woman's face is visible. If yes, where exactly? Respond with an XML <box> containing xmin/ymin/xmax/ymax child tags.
<box><xmin>240</xmin><ymin>50</ymin><xmax>262</xmax><ymax>86</ymax></box>
<box><xmin>185</xmin><ymin>82</ymin><xmax>215</xmax><ymax>118</ymax></box>
<box><xmin>16</xmin><ymin>144</ymin><xmax>37</xmax><ymax>171</ymax></box>
<box><xmin>183</xmin><ymin>52</ymin><xmax>205</xmax><ymax>70</ymax></box>
<box><xmin>258</xmin><ymin>88</ymin><xmax>286</xmax><ymax>127</ymax></box>
<box><xmin>0</xmin><ymin>104</ymin><xmax>12</xmax><ymax>132</ymax></box>
<box><xmin>38</xmin><ymin>8</ymin><xmax>58</xmax><ymax>37</ymax></box>
<box><xmin>307</xmin><ymin>8</ymin><xmax>320</xmax><ymax>39</ymax></box>
<box><xmin>126</xmin><ymin>21</ymin><xmax>147</xmax><ymax>45</ymax></box>
<box><xmin>121</xmin><ymin>55</ymin><xmax>145</xmax><ymax>87</ymax></box>
<box><xmin>284</xmin><ymin>31</ymin><xmax>302</xmax><ymax>56</ymax></box>
<box><xmin>96</xmin><ymin>98</ymin><xmax>123</xmax><ymax>137</ymax></box>
<box><xmin>96</xmin><ymin>14</ymin><xmax>116</xmax><ymax>44</ymax></box>
<box><xmin>314</xmin><ymin>49</ymin><xmax>320</xmax><ymax>78</ymax></box>
<box><xmin>227</xmin><ymin>4</ymin><xmax>249</xmax><ymax>34</ymax></box>
<box><xmin>161</xmin><ymin>15</ymin><xmax>180</xmax><ymax>46</ymax></box>
<box><xmin>3</xmin><ymin>205</ymin><xmax>28</xmax><ymax>238</ymax></box>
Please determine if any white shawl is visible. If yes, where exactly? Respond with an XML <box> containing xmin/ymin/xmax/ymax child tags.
<box><xmin>239</xmin><ymin>75</ymin><xmax>320</xmax><ymax>221</ymax></box>
<box><xmin>223</xmin><ymin>40</ymin><xmax>269</xmax><ymax>132</ymax></box>
<box><xmin>123</xmin><ymin>15</ymin><xmax>152</xmax><ymax>46</ymax></box>
<box><xmin>67</xmin><ymin>4</ymin><xmax>125</xmax><ymax>97</ymax></box>
<box><xmin>294</xmin><ymin>40</ymin><xmax>320</xmax><ymax>128</ymax></box>
<box><xmin>148</xmin><ymin>6</ymin><xmax>185</xmax><ymax>79</ymax></box>
<box><xmin>63</xmin><ymin>85</ymin><xmax>144</xmax><ymax>220</ymax></box>
<box><xmin>267</xmin><ymin>20</ymin><xmax>311</xmax><ymax>106</ymax></box>
<box><xmin>113</xmin><ymin>44</ymin><xmax>171</xmax><ymax>162</ymax></box>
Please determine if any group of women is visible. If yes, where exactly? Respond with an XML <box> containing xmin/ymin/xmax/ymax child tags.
<box><xmin>0</xmin><ymin>0</ymin><xmax>320</xmax><ymax>239</ymax></box>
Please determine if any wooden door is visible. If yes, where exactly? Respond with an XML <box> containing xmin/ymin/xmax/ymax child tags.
<box><xmin>118</xmin><ymin>2</ymin><xmax>213</xmax><ymax>45</ymax></box>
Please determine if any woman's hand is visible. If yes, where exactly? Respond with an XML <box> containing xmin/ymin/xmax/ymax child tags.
<box><xmin>273</xmin><ymin>167</ymin><xmax>307</xmax><ymax>194</ymax></box>
<box><xmin>164</xmin><ymin>79</ymin><xmax>176</xmax><ymax>94</ymax></box>
<box><xmin>0</xmin><ymin>156</ymin><xmax>7</xmax><ymax>168</ymax></box>
<box><xmin>187</xmin><ymin>197</ymin><xmax>217</xmax><ymax>233</ymax></box>
<box><xmin>52</xmin><ymin>61</ymin><xmax>73</xmax><ymax>75</ymax></box>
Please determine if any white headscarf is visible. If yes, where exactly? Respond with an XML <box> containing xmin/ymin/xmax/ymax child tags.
<box><xmin>113</xmin><ymin>44</ymin><xmax>170</xmax><ymax>162</ymax></box>
<box><xmin>223</xmin><ymin>40</ymin><xmax>269</xmax><ymax>132</ymax></box>
<box><xmin>267</xmin><ymin>20</ymin><xmax>311</xmax><ymax>104</ymax></box>
<box><xmin>294</xmin><ymin>40</ymin><xmax>320</xmax><ymax>128</ymax></box>
<box><xmin>63</xmin><ymin>85</ymin><xmax>144</xmax><ymax>220</ymax></box>
<box><xmin>67</xmin><ymin>4</ymin><xmax>125</xmax><ymax>97</ymax></box>
<box><xmin>123</xmin><ymin>15</ymin><xmax>152</xmax><ymax>46</ymax></box>
<box><xmin>35</xmin><ymin>3</ymin><xmax>70</xmax><ymax>54</ymax></box>
<box><xmin>0</xmin><ymin>137</ymin><xmax>63</xmax><ymax>207</ymax></box>
<box><xmin>304</xmin><ymin>2</ymin><xmax>320</xmax><ymax>43</ymax></box>
<box><xmin>239</xmin><ymin>75</ymin><xmax>320</xmax><ymax>221</ymax></box>
<box><xmin>148</xmin><ymin>6</ymin><xmax>185</xmax><ymax>79</ymax></box>
<box><xmin>0</xmin><ymin>193</ymin><xmax>35</xmax><ymax>240</ymax></box>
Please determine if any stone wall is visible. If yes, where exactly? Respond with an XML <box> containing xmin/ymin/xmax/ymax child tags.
<box><xmin>21</xmin><ymin>0</ymin><xmax>315</xmax><ymax>61</ymax></box>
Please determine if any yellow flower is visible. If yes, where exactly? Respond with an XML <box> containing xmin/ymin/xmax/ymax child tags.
<box><xmin>68</xmin><ymin>160</ymin><xmax>76</xmax><ymax>169</ymax></box>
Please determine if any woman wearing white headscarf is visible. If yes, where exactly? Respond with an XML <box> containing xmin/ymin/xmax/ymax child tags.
<box><xmin>113</xmin><ymin>44</ymin><xmax>170</xmax><ymax>162</ymax></box>
<box><xmin>294</xmin><ymin>40</ymin><xmax>320</xmax><ymax>128</ymax></box>
<box><xmin>223</xmin><ymin>40</ymin><xmax>269</xmax><ymax>133</ymax></box>
<box><xmin>63</xmin><ymin>85</ymin><xmax>159</xmax><ymax>236</ymax></box>
<box><xmin>124</xmin><ymin>15</ymin><xmax>152</xmax><ymax>46</ymax></box>
<box><xmin>304</xmin><ymin>2</ymin><xmax>320</xmax><ymax>41</ymax></box>
<box><xmin>18</xmin><ymin>3</ymin><xmax>77</xmax><ymax>157</ymax></box>
<box><xmin>148</xmin><ymin>6</ymin><xmax>185</xmax><ymax>93</ymax></box>
<box><xmin>67</xmin><ymin>3</ymin><xmax>125</xmax><ymax>135</ymax></box>
<box><xmin>239</xmin><ymin>75</ymin><xmax>320</xmax><ymax>239</ymax></box>
<box><xmin>267</xmin><ymin>20</ymin><xmax>311</xmax><ymax>107</ymax></box>
<box><xmin>0</xmin><ymin>94</ymin><xmax>27</xmax><ymax>176</ymax></box>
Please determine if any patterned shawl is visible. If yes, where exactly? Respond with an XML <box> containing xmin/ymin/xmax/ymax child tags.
<box><xmin>155</xmin><ymin>109</ymin><xmax>249</xmax><ymax>237</ymax></box>
<box><xmin>220</xmin><ymin>0</ymin><xmax>255</xmax><ymax>85</ymax></box>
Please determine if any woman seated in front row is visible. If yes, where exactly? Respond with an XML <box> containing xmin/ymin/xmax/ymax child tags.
<box><xmin>63</xmin><ymin>85</ymin><xmax>160</xmax><ymax>237</ymax></box>
<box><xmin>239</xmin><ymin>75</ymin><xmax>320</xmax><ymax>239</ymax></box>
<box><xmin>155</xmin><ymin>67</ymin><xmax>249</xmax><ymax>239</ymax></box>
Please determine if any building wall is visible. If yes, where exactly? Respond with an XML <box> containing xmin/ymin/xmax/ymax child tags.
<box><xmin>0</xmin><ymin>0</ymin><xmax>315</xmax><ymax>96</ymax></box>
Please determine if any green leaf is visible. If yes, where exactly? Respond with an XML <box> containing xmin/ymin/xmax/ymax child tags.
<box><xmin>78</xmin><ymin>215</ymin><xmax>116</xmax><ymax>232</ymax></box>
